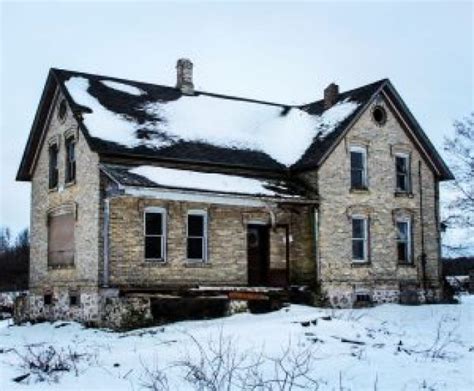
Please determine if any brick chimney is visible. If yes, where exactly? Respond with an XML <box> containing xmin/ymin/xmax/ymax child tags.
<box><xmin>176</xmin><ymin>58</ymin><xmax>194</xmax><ymax>95</ymax></box>
<box><xmin>324</xmin><ymin>83</ymin><xmax>339</xmax><ymax>109</ymax></box>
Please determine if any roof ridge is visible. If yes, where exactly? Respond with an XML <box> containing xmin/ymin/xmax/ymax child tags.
<box><xmin>299</xmin><ymin>78</ymin><xmax>389</xmax><ymax>108</ymax></box>
<box><xmin>52</xmin><ymin>67</ymin><xmax>388</xmax><ymax>109</ymax></box>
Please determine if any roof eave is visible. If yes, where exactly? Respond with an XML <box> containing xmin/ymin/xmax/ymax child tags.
<box><xmin>16</xmin><ymin>69</ymin><xmax>58</xmax><ymax>181</ymax></box>
<box><xmin>383</xmin><ymin>82</ymin><xmax>455</xmax><ymax>181</ymax></box>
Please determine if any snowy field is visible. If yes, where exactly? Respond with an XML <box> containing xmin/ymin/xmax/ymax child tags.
<box><xmin>1</xmin><ymin>297</ymin><xmax>473</xmax><ymax>391</ymax></box>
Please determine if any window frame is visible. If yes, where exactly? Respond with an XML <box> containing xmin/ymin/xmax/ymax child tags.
<box><xmin>143</xmin><ymin>207</ymin><xmax>167</xmax><ymax>262</ymax></box>
<box><xmin>395</xmin><ymin>152</ymin><xmax>410</xmax><ymax>193</ymax></box>
<box><xmin>65</xmin><ymin>136</ymin><xmax>76</xmax><ymax>184</ymax></box>
<box><xmin>48</xmin><ymin>143</ymin><xmax>59</xmax><ymax>190</ymax></box>
<box><xmin>349</xmin><ymin>146</ymin><xmax>368</xmax><ymax>190</ymax></box>
<box><xmin>186</xmin><ymin>209</ymin><xmax>208</xmax><ymax>263</ymax></box>
<box><xmin>396</xmin><ymin>218</ymin><xmax>412</xmax><ymax>264</ymax></box>
<box><xmin>351</xmin><ymin>215</ymin><xmax>369</xmax><ymax>263</ymax></box>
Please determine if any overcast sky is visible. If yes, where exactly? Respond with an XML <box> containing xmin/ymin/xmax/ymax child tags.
<box><xmin>0</xmin><ymin>1</ymin><xmax>472</xmax><ymax>247</ymax></box>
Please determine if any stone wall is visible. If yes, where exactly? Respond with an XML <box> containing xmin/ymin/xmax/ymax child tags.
<box><xmin>28</xmin><ymin>88</ymin><xmax>101</xmax><ymax>322</ymax></box>
<box><xmin>303</xmin><ymin>98</ymin><xmax>442</xmax><ymax>306</ymax></box>
<box><xmin>106</xmin><ymin>195</ymin><xmax>315</xmax><ymax>288</ymax></box>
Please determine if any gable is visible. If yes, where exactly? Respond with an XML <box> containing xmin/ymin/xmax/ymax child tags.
<box><xmin>294</xmin><ymin>82</ymin><xmax>454</xmax><ymax>181</ymax></box>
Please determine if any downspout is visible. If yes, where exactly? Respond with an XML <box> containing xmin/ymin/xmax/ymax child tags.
<box><xmin>418</xmin><ymin>161</ymin><xmax>427</xmax><ymax>294</ymax></box>
<box><xmin>102</xmin><ymin>198</ymin><xmax>110</xmax><ymax>288</ymax></box>
<box><xmin>313</xmin><ymin>207</ymin><xmax>320</xmax><ymax>283</ymax></box>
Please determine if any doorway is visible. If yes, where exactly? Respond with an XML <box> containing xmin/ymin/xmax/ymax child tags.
<box><xmin>247</xmin><ymin>224</ymin><xmax>270</xmax><ymax>286</ymax></box>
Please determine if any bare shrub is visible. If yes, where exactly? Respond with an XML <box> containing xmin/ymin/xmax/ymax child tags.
<box><xmin>142</xmin><ymin>330</ymin><xmax>320</xmax><ymax>390</ymax></box>
<box><xmin>13</xmin><ymin>344</ymin><xmax>94</xmax><ymax>383</ymax></box>
<box><xmin>397</xmin><ymin>315</ymin><xmax>461</xmax><ymax>361</ymax></box>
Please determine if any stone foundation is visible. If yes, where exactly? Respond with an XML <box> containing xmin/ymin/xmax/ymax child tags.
<box><xmin>324</xmin><ymin>284</ymin><xmax>442</xmax><ymax>308</ymax></box>
<box><xmin>16</xmin><ymin>287</ymin><xmax>100</xmax><ymax>325</ymax></box>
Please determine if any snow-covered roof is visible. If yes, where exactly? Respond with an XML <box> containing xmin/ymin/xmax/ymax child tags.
<box><xmin>102</xmin><ymin>164</ymin><xmax>313</xmax><ymax>199</ymax></box>
<box><xmin>53</xmin><ymin>69</ymin><xmax>386</xmax><ymax>171</ymax></box>
<box><xmin>65</xmin><ymin>75</ymin><xmax>359</xmax><ymax>167</ymax></box>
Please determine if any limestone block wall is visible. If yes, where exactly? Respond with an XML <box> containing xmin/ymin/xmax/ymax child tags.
<box><xmin>304</xmin><ymin>98</ymin><xmax>442</xmax><ymax>305</ymax></box>
<box><xmin>28</xmin><ymin>88</ymin><xmax>101</xmax><ymax>321</ymax></box>
<box><xmin>105</xmin><ymin>196</ymin><xmax>315</xmax><ymax>288</ymax></box>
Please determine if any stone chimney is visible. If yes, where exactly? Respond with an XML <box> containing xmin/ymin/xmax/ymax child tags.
<box><xmin>324</xmin><ymin>83</ymin><xmax>339</xmax><ymax>109</ymax></box>
<box><xmin>176</xmin><ymin>58</ymin><xmax>194</xmax><ymax>95</ymax></box>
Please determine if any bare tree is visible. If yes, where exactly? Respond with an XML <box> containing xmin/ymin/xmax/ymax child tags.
<box><xmin>0</xmin><ymin>226</ymin><xmax>11</xmax><ymax>254</ymax></box>
<box><xmin>443</xmin><ymin>113</ymin><xmax>474</xmax><ymax>253</ymax></box>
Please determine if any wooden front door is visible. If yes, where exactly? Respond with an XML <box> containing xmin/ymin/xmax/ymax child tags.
<box><xmin>247</xmin><ymin>225</ymin><xmax>269</xmax><ymax>286</ymax></box>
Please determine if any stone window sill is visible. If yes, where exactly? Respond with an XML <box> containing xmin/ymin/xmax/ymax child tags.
<box><xmin>48</xmin><ymin>186</ymin><xmax>58</xmax><ymax>193</ymax></box>
<box><xmin>395</xmin><ymin>191</ymin><xmax>414</xmax><ymax>198</ymax></box>
<box><xmin>398</xmin><ymin>262</ymin><xmax>416</xmax><ymax>267</ymax></box>
<box><xmin>350</xmin><ymin>187</ymin><xmax>370</xmax><ymax>194</ymax></box>
<box><xmin>48</xmin><ymin>264</ymin><xmax>75</xmax><ymax>270</ymax></box>
<box><xmin>351</xmin><ymin>262</ymin><xmax>371</xmax><ymax>268</ymax></box>
<box><xmin>143</xmin><ymin>260</ymin><xmax>168</xmax><ymax>267</ymax></box>
<box><xmin>185</xmin><ymin>262</ymin><xmax>212</xmax><ymax>268</ymax></box>
<box><xmin>65</xmin><ymin>180</ymin><xmax>76</xmax><ymax>188</ymax></box>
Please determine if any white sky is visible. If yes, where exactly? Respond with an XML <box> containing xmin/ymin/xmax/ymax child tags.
<box><xmin>0</xmin><ymin>1</ymin><xmax>472</xmax><ymax>246</ymax></box>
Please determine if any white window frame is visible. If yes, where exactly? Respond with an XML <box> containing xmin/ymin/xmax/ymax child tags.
<box><xmin>186</xmin><ymin>209</ymin><xmax>208</xmax><ymax>262</ymax></box>
<box><xmin>352</xmin><ymin>215</ymin><xmax>368</xmax><ymax>262</ymax></box>
<box><xmin>144</xmin><ymin>207</ymin><xmax>167</xmax><ymax>262</ymax></box>
<box><xmin>395</xmin><ymin>152</ymin><xmax>410</xmax><ymax>192</ymax></box>
<box><xmin>349</xmin><ymin>146</ymin><xmax>368</xmax><ymax>189</ymax></box>
<box><xmin>396</xmin><ymin>218</ymin><xmax>412</xmax><ymax>263</ymax></box>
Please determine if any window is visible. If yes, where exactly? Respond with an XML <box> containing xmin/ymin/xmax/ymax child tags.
<box><xmin>57</xmin><ymin>99</ymin><xmax>67</xmax><ymax>121</ymax></box>
<box><xmin>395</xmin><ymin>154</ymin><xmax>410</xmax><ymax>192</ymax></box>
<box><xmin>44</xmin><ymin>294</ymin><xmax>52</xmax><ymax>305</ymax></box>
<box><xmin>187</xmin><ymin>210</ymin><xmax>207</xmax><ymax>261</ymax></box>
<box><xmin>65</xmin><ymin>137</ymin><xmax>76</xmax><ymax>183</ymax></box>
<box><xmin>69</xmin><ymin>292</ymin><xmax>80</xmax><ymax>306</ymax></box>
<box><xmin>372</xmin><ymin>105</ymin><xmax>387</xmax><ymax>126</ymax></box>
<box><xmin>396</xmin><ymin>219</ymin><xmax>412</xmax><ymax>263</ymax></box>
<box><xmin>48</xmin><ymin>144</ymin><xmax>58</xmax><ymax>189</ymax></box>
<box><xmin>48</xmin><ymin>212</ymin><xmax>75</xmax><ymax>267</ymax></box>
<box><xmin>350</xmin><ymin>146</ymin><xmax>367</xmax><ymax>189</ymax></box>
<box><xmin>144</xmin><ymin>208</ymin><xmax>166</xmax><ymax>261</ymax></box>
<box><xmin>352</xmin><ymin>217</ymin><xmax>368</xmax><ymax>262</ymax></box>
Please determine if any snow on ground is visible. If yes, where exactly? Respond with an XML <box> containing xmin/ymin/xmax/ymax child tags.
<box><xmin>65</xmin><ymin>76</ymin><xmax>360</xmax><ymax>166</ymax></box>
<box><xmin>130</xmin><ymin>166</ymin><xmax>279</xmax><ymax>196</ymax></box>
<box><xmin>1</xmin><ymin>297</ymin><xmax>473</xmax><ymax>390</ymax></box>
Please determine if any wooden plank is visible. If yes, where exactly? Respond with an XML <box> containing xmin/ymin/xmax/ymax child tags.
<box><xmin>228</xmin><ymin>291</ymin><xmax>269</xmax><ymax>301</ymax></box>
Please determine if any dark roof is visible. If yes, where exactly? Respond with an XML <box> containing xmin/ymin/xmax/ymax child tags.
<box><xmin>54</xmin><ymin>68</ymin><xmax>286</xmax><ymax>172</ymax></box>
<box><xmin>16</xmin><ymin>68</ymin><xmax>454</xmax><ymax>181</ymax></box>
<box><xmin>101</xmin><ymin>164</ymin><xmax>315</xmax><ymax>199</ymax></box>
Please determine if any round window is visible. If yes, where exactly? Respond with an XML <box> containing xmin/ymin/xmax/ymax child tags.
<box><xmin>372</xmin><ymin>105</ymin><xmax>387</xmax><ymax>126</ymax></box>
<box><xmin>57</xmin><ymin>99</ymin><xmax>67</xmax><ymax>121</ymax></box>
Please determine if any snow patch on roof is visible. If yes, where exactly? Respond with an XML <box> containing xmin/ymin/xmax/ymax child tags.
<box><xmin>101</xmin><ymin>80</ymin><xmax>144</xmax><ymax>96</ymax></box>
<box><xmin>312</xmin><ymin>99</ymin><xmax>361</xmax><ymax>139</ymax></box>
<box><xmin>130</xmin><ymin>165</ymin><xmax>277</xmax><ymax>196</ymax></box>
<box><xmin>65</xmin><ymin>77</ymin><xmax>172</xmax><ymax>149</ymax></box>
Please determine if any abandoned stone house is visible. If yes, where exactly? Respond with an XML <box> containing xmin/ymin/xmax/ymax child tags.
<box><xmin>16</xmin><ymin>59</ymin><xmax>453</xmax><ymax>328</ymax></box>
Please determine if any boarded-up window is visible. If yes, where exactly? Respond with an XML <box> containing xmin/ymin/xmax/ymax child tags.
<box><xmin>48</xmin><ymin>213</ymin><xmax>75</xmax><ymax>266</ymax></box>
